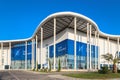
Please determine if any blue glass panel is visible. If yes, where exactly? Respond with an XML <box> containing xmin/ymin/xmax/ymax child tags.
<box><xmin>27</xmin><ymin>44</ymin><xmax>32</xmax><ymax>60</ymax></box>
<box><xmin>76</xmin><ymin>41</ymin><xmax>87</xmax><ymax>56</ymax></box>
<box><xmin>49</xmin><ymin>39</ymin><xmax>67</xmax><ymax>58</ymax></box>
<box><xmin>49</xmin><ymin>39</ymin><xmax>99</xmax><ymax>69</ymax></box>
<box><xmin>49</xmin><ymin>46</ymin><xmax>53</xmax><ymax>58</ymax></box>
<box><xmin>11</xmin><ymin>45</ymin><xmax>25</xmax><ymax>60</ymax></box>
<box><xmin>67</xmin><ymin>39</ymin><xmax>74</xmax><ymax>55</ymax></box>
<box><xmin>56</xmin><ymin>40</ymin><xmax>67</xmax><ymax>57</ymax></box>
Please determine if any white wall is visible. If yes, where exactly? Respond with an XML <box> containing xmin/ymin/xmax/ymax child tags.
<box><xmin>0</xmin><ymin>47</ymin><xmax>10</xmax><ymax>70</ymax></box>
<box><xmin>38</xmin><ymin>28</ymin><xmax>68</xmax><ymax>64</ymax></box>
<box><xmin>0</xmin><ymin>28</ymin><xmax>119</xmax><ymax>70</ymax></box>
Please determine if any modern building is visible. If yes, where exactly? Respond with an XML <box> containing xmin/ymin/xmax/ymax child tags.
<box><xmin>0</xmin><ymin>12</ymin><xmax>120</xmax><ymax>70</ymax></box>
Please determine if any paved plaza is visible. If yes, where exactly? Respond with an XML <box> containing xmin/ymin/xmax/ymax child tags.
<box><xmin>0</xmin><ymin>70</ymin><xmax>119</xmax><ymax>80</ymax></box>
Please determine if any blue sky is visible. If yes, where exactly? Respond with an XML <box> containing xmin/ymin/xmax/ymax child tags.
<box><xmin>0</xmin><ymin>0</ymin><xmax>120</xmax><ymax>40</ymax></box>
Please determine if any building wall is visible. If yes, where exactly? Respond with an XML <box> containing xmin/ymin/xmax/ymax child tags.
<box><xmin>0</xmin><ymin>47</ymin><xmax>10</xmax><ymax>70</ymax></box>
<box><xmin>38</xmin><ymin>28</ymin><xmax>120</xmax><ymax>67</ymax></box>
<box><xmin>66</xmin><ymin>28</ymin><xmax>119</xmax><ymax>66</ymax></box>
<box><xmin>38</xmin><ymin>28</ymin><xmax>68</xmax><ymax>65</ymax></box>
<box><xmin>0</xmin><ymin>28</ymin><xmax>119</xmax><ymax>70</ymax></box>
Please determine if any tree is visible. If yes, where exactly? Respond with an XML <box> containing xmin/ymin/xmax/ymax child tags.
<box><xmin>102</xmin><ymin>53</ymin><xmax>120</xmax><ymax>73</ymax></box>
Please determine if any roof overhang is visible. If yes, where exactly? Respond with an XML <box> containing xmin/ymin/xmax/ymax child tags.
<box><xmin>0</xmin><ymin>12</ymin><xmax>119</xmax><ymax>47</ymax></box>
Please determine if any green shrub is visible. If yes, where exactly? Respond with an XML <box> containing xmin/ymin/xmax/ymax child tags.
<box><xmin>40</xmin><ymin>68</ymin><xmax>48</xmax><ymax>72</ymax></box>
<box><xmin>117</xmin><ymin>70</ymin><xmax>120</xmax><ymax>73</ymax></box>
<box><xmin>32</xmin><ymin>68</ymin><xmax>35</xmax><ymax>71</ymax></box>
<box><xmin>44</xmin><ymin>68</ymin><xmax>48</xmax><ymax>72</ymax></box>
<box><xmin>40</xmin><ymin>69</ymin><xmax>44</xmax><ymax>72</ymax></box>
<box><xmin>48</xmin><ymin>59</ymin><xmax>51</xmax><ymax>72</ymax></box>
<box><xmin>57</xmin><ymin>59</ymin><xmax>61</xmax><ymax>72</ymax></box>
<box><xmin>98</xmin><ymin>66</ymin><xmax>110</xmax><ymax>74</ymax></box>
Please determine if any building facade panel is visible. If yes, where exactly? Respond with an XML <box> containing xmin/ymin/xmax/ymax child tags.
<box><xmin>0</xmin><ymin>12</ymin><xmax>120</xmax><ymax>70</ymax></box>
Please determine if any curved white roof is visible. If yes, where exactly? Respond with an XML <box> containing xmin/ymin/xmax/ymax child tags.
<box><xmin>0</xmin><ymin>11</ymin><xmax>119</xmax><ymax>45</ymax></box>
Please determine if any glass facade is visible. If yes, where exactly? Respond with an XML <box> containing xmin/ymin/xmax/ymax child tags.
<box><xmin>49</xmin><ymin>39</ymin><xmax>98</xmax><ymax>69</ymax></box>
<box><xmin>11</xmin><ymin>41</ymin><xmax>36</xmax><ymax>69</ymax></box>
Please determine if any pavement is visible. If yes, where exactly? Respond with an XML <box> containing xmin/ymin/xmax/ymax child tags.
<box><xmin>0</xmin><ymin>70</ymin><xmax>120</xmax><ymax>80</ymax></box>
<box><xmin>0</xmin><ymin>70</ymin><xmax>62</xmax><ymax>80</ymax></box>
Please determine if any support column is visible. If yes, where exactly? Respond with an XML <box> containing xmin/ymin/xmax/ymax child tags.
<box><xmin>53</xmin><ymin>18</ymin><xmax>56</xmax><ymax>70</ymax></box>
<box><xmin>40</xmin><ymin>28</ymin><xmax>43</xmax><ymax>69</ymax></box>
<box><xmin>74</xmin><ymin>17</ymin><xmax>77</xmax><ymax>70</ymax></box>
<box><xmin>9</xmin><ymin>42</ymin><xmax>11</xmax><ymax>70</ymax></box>
<box><xmin>1</xmin><ymin>43</ymin><xmax>3</xmax><ymax>66</ymax></box>
<box><xmin>36</xmin><ymin>35</ymin><xmax>38</xmax><ymax>70</ymax></box>
<box><xmin>32</xmin><ymin>39</ymin><xmax>35</xmax><ymax>69</ymax></box>
<box><xmin>97</xmin><ymin>34</ymin><xmax>100</xmax><ymax>69</ymax></box>
<box><xmin>89</xmin><ymin>25</ymin><xmax>92</xmax><ymax>70</ymax></box>
<box><xmin>107</xmin><ymin>37</ymin><xmax>110</xmax><ymax>68</ymax></box>
<box><xmin>25</xmin><ymin>41</ymin><xmax>27</xmax><ymax>70</ymax></box>
<box><xmin>87</xmin><ymin>23</ymin><xmax>89</xmax><ymax>70</ymax></box>
<box><xmin>117</xmin><ymin>38</ymin><xmax>119</xmax><ymax>58</ymax></box>
<box><xmin>95</xmin><ymin>31</ymin><xmax>97</xmax><ymax>69</ymax></box>
<box><xmin>107</xmin><ymin>37</ymin><xmax>109</xmax><ymax>53</ymax></box>
<box><xmin>48</xmin><ymin>46</ymin><xmax>49</xmax><ymax>69</ymax></box>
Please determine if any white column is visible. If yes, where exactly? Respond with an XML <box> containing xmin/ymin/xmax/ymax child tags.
<box><xmin>32</xmin><ymin>39</ymin><xmax>35</xmax><ymax>69</ymax></box>
<box><xmin>48</xmin><ymin>46</ymin><xmax>49</xmax><ymax>69</ymax></box>
<box><xmin>97</xmin><ymin>34</ymin><xmax>100</xmax><ymax>69</ymax></box>
<box><xmin>1</xmin><ymin>43</ymin><xmax>3</xmax><ymax>66</ymax></box>
<box><xmin>87</xmin><ymin>23</ymin><xmax>89</xmax><ymax>70</ymax></box>
<box><xmin>107</xmin><ymin>37</ymin><xmax>110</xmax><ymax>68</ymax></box>
<box><xmin>40</xmin><ymin>28</ymin><xmax>43</xmax><ymax>69</ymax></box>
<box><xmin>89</xmin><ymin>25</ymin><xmax>92</xmax><ymax>70</ymax></box>
<box><xmin>117</xmin><ymin>38</ymin><xmax>119</xmax><ymax>58</ymax></box>
<box><xmin>94</xmin><ymin>31</ymin><xmax>97</xmax><ymax>69</ymax></box>
<box><xmin>36</xmin><ymin>35</ymin><xmax>38</xmax><ymax>70</ymax></box>
<box><xmin>38</xmin><ymin>45</ymin><xmax>40</xmax><ymax>64</ymax></box>
<box><xmin>9</xmin><ymin>42</ymin><xmax>11</xmax><ymax>70</ymax></box>
<box><xmin>74</xmin><ymin>17</ymin><xmax>77</xmax><ymax>70</ymax></box>
<box><xmin>107</xmin><ymin>37</ymin><xmax>109</xmax><ymax>53</ymax></box>
<box><xmin>25</xmin><ymin>41</ymin><xmax>27</xmax><ymax>70</ymax></box>
<box><xmin>53</xmin><ymin>18</ymin><xmax>56</xmax><ymax>70</ymax></box>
